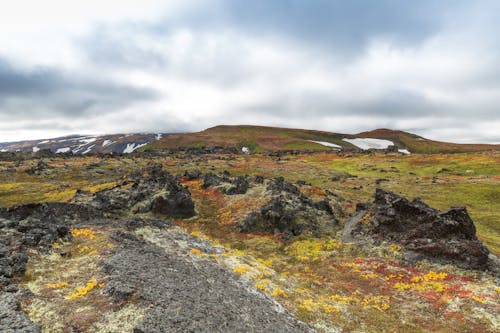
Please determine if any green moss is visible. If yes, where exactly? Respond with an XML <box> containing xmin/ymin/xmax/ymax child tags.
<box><xmin>284</xmin><ymin>141</ymin><xmax>329</xmax><ymax>150</ymax></box>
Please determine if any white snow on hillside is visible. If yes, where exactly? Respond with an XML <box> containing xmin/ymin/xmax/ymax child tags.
<box><xmin>308</xmin><ymin>140</ymin><xmax>342</xmax><ymax>149</ymax></box>
<box><xmin>342</xmin><ymin>138</ymin><xmax>394</xmax><ymax>150</ymax></box>
<box><xmin>102</xmin><ymin>140</ymin><xmax>114</xmax><ymax>147</ymax></box>
<box><xmin>398</xmin><ymin>149</ymin><xmax>411</xmax><ymax>155</ymax></box>
<box><xmin>38</xmin><ymin>140</ymin><xmax>50</xmax><ymax>144</ymax></box>
<box><xmin>32</xmin><ymin>146</ymin><xmax>40</xmax><ymax>152</ymax></box>
<box><xmin>79</xmin><ymin>137</ymin><xmax>97</xmax><ymax>144</ymax></box>
<box><xmin>56</xmin><ymin>147</ymin><xmax>71</xmax><ymax>154</ymax></box>
<box><xmin>0</xmin><ymin>149</ymin><xmax>8</xmax><ymax>152</ymax></box>
<box><xmin>156</xmin><ymin>134</ymin><xmax>162</xmax><ymax>140</ymax></box>
<box><xmin>82</xmin><ymin>145</ymin><xmax>96</xmax><ymax>154</ymax></box>
<box><xmin>123</xmin><ymin>143</ymin><xmax>148</xmax><ymax>153</ymax></box>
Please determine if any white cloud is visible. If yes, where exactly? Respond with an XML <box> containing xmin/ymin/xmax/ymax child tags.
<box><xmin>0</xmin><ymin>1</ymin><xmax>499</xmax><ymax>143</ymax></box>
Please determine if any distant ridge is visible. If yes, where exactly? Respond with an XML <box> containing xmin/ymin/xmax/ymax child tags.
<box><xmin>145</xmin><ymin>125</ymin><xmax>500</xmax><ymax>154</ymax></box>
<box><xmin>0</xmin><ymin>133</ymin><xmax>167</xmax><ymax>155</ymax></box>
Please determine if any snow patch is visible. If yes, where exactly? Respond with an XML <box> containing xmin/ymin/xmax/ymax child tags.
<box><xmin>342</xmin><ymin>138</ymin><xmax>394</xmax><ymax>150</ymax></box>
<box><xmin>102</xmin><ymin>140</ymin><xmax>114</xmax><ymax>147</ymax></box>
<box><xmin>38</xmin><ymin>140</ymin><xmax>50</xmax><ymax>144</ymax></box>
<box><xmin>123</xmin><ymin>142</ymin><xmax>148</xmax><ymax>154</ymax></box>
<box><xmin>156</xmin><ymin>133</ymin><xmax>162</xmax><ymax>140</ymax></box>
<box><xmin>79</xmin><ymin>137</ymin><xmax>97</xmax><ymax>144</ymax></box>
<box><xmin>82</xmin><ymin>145</ymin><xmax>96</xmax><ymax>154</ymax></box>
<box><xmin>398</xmin><ymin>149</ymin><xmax>411</xmax><ymax>155</ymax></box>
<box><xmin>72</xmin><ymin>144</ymin><xmax>86</xmax><ymax>154</ymax></box>
<box><xmin>308</xmin><ymin>140</ymin><xmax>342</xmax><ymax>149</ymax></box>
<box><xmin>0</xmin><ymin>149</ymin><xmax>8</xmax><ymax>152</ymax></box>
<box><xmin>56</xmin><ymin>147</ymin><xmax>71</xmax><ymax>154</ymax></box>
<box><xmin>32</xmin><ymin>147</ymin><xmax>40</xmax><ymax>152</ymax></box>
<box><xmin>241</xmin><ymin>147</ymin><xmax>250</xmax><ymax>154</ymax></box>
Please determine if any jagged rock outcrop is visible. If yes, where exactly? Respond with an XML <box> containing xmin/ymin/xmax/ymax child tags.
<box><xmin>225</xmin><ymin>176</ymin><xmax>249</xmax><ymax>195</ymax></box>
<box><xmin>25</xmin><ymin>160</ymin><xmax>52</xmax><ymax>175</ymax></box>
<box><xmin>201</xmin><ymin>172</ymin><xmax>251</xmax><ymax>195</ymax></box>
<box><xmin>240</xmin><ymin>177</ymin><xmax>340</xmax><ymax>238</ymax></box>
<box><xmin>88</xmin><ymin>164</ymin><xmax>196</xmax><ymax>218</ymax></box>
<box><xmin>0</xmin><ymin>218</ymin><xmax>43</xmax><ymax>332</ymax></box>
<box><xmin>343</xmin><ymin>189</ymin><xmax>496</xmax><ymax>271</ymax></box>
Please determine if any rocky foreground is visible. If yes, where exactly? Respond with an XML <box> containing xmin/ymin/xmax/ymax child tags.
<box><xmin>1</xmin><ymin>163</ymin><xmax>499</xmax><ymax>332</ymax></box>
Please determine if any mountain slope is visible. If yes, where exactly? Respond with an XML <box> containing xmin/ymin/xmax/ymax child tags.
<box><xmin>356</xmin><ymin>129</ymin><xmax>499</xmax><ymax>154</ymax></box>
<box><xmin>146</xmin><ymin>125</ymin><xmax>500</xmax><ymax>154</ymax></box>
<box><xmin>0</xmin><ymin>133</ymin><xmax>166</xmax><ymax>155</ymax></box>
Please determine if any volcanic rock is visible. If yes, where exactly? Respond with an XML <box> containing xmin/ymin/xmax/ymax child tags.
<box><xmin>343</xmin><ymin>188</ymin><xmax>494</xmax><ymax>271</ymax></box>
<box><xmin>240</xmin><ymin>190</ymin><xmax>339</xmax><ymax>238</ymax></box>
<box><xmin>89</xmin><ymin>165</ymin><xmax>196</xmax><ymax>218</ymax></box>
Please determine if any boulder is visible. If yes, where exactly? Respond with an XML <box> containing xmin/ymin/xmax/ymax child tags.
<box><xmin>88</xmin><ymin>166</ymin><xmax>196</xmax><ymax>219</ymax></box>
<box><xmin>343</xmin><ymin>188</ymin><xmax>493</xmax><ymax>271</ymax></box>
<box><xmin>150</xmin><ymin>188</ymin><xmax>196</xmax><ymax>218</ymax></box>
<box><xmin>240</xmin><ymin>193</ymin><xmax>339</xmax><ymax>238</ymax></box>
<box><xmin>224</xmin><ymin>176</ymin><xmax>249</xmax><ymax>195</ymax></box>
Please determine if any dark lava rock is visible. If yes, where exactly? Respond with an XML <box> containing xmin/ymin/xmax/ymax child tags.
<box><xmin>253</xmin><ymin>175</ymin><xmax>264</xmax><ymax>184</ymax></box>
<box><xmin>343</xmin><ymin>188</ymin><xmax>494</xmax><ymax>271</ymax></box>
<box><xmin>183</xmin><ymin>169</ymin><xmax>202</xmax><ymax>180</ymax></box>
<box><xmin>201</xmin><ymin>173</ymin><xmax>228</xmax><ymax>189</ymax></box>
<box><xmin>150</xmin><ymin>188</ymin><xmax>196</xmax><ymax>218</ymax></box>
<box><xmin>240</xmin><ymin>193</ymin><xmax>339</xmax><ymax>238</ymax></box>
<box><xmin>0</xmin><ymin>293</ymin><xmax>41</xmax><ymax>333</ymax></box>
<box><xmin>88</xmin><ymin>165</ymin><xmax>196</xmax><ymax>218</ymax></box>
<box><xmin>224</xmin><ymin>176</ymin><xmax>249</xmax><ymax>195</ymax></box>
<box><xmin>266</xmin><ymin>177</ymin><xmax>300</xmax><ymax>195</ymax></box>
<box><xmin>201</xmin><ymin>173</ymin><xmax>252</xmax><ymax>195</ymax></box>
<box><xmin>25</xmin><ymin>160</ymin><xmax>51</xmax><ymax>175</ymax></box>
<box><xmin>0</xmin><ymin>203</ymin><xmax>93</xmax><ymax>249</ymax></box>
<box><xmin>125</xmin><ymin>217</ymin><xmax>173</xmax><ymax>231</ymax></box>
<box><xmin>3</xmin><ymin>202</ymin><xmax>102</xmax><ymax>223</ymax></box>
<box><xmin>103</xmin><ymin>233</ymin><xmax>311</xmax><ymax>333</ymax></box>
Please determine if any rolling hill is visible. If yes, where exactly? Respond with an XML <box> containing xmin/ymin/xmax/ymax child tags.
<box><xmin>145</xmin><ymin>125</ymin><xmax>500</xmax><ymax>154</ymax></box>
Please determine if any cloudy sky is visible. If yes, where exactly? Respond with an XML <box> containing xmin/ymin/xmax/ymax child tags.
<box><xmin>1</xmin><ymin>0</ymin><xmax>499</xmax><ymax>143</ymax></box>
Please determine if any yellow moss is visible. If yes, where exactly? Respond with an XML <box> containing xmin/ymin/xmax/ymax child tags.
<box><xmin>286</xmin><ymin>238</ymin><xmax>342</xmax><ymax>261</ymax></box>
<box><xmin>255</xmin><ymin>279</ymin><xmax>271</xmax><ymax>293</ymax></box>
<box><xmin>411</xmin><ymin>271</ymin><xmax>447</xmax><ymax>283</ymax></box>
<box><xmin>83</xmin><ymin>181</ymin><xmax>119</xmax><ymax>193</ymax></box>
<box><xmin>471</xmin><ymin>296</ymin><xmax>486</xmax><ymax>304</ymax></box>
<box><xmin>190</xmin><ymin>230</ymin><xmax>208</xmax><ymax>240</ymax></box>
<box><xmin>67</xmin><ymin>278</ymin><xmax>99</xmax><ymax>299</ymax></box>
<box><xmin>394</xmin><ymin>282</ymin><xmax>412</xmax><ymax>291</ymax></box>
<box><xmin>256</xmin><ymin>258</ymin><xmax>273</xmax><ymax>268</ymax></box>
<box><xmin>46</xmin><ymin>281</ymin><xmax>69</xmax><ymax>289</ymax></box>
<box><xmin>361</xmin><ymin>273</ymin><xmax>379</xmax><ymax>280</ymax></box>
<box><xmin>233</xmin><ymin>266</ymin><xmax>252</xmax><ymax>275</ymax></box>
<box><xmin>393</xmin><ymin>272</ymin><xmax>448</xmax><ymax>293</ymax></box>
<box><xmin>270</xmin><ymin>287</ymin><xmax>288</xmax><ymax>298</ymax></box>
<box><xmin>71</xmin><ymin>228</ymin><xmax>96</xmax><ymax>240</ymax></box>
<box><xmin>190</xmin><ymin>248</ymin><xmax>207</xmax><ymax>257</ymax></box>
<box><xmin>390</xmin><ymin>244</ymin><xmax>402</xmax><ymax>253</ymax></box>
<box><xmin>298</xmin><ymin>299</ymin><xmax>340</xmax><ymax>315</ymax></box>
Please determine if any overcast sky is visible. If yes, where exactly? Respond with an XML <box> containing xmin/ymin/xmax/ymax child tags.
<box><xmin>1</xmin><ymin>0</ymin><xmax>499</xmax><ymax>143</ymax></box>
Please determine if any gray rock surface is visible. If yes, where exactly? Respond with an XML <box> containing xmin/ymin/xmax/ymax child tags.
<box><xmin>0</xmin><ymin>293</ymin><xmax>41</xmax><ymax>333</ymax></box>
<box><xmin>104</xmin><ymin>231</ymin><xmax>312</xmax><ymax>333</ymax></box>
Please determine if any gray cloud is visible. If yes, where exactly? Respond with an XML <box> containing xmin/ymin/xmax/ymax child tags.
<box><xmin>1</xmin><ymin>0</ymin><xmax>500</xmax><ymax>143</ymax></box>
<box><xmin>0</xmin><ymin>58</ymin><xmax>159</xmax><ymax>120</ymax></box>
